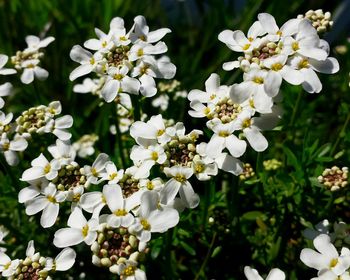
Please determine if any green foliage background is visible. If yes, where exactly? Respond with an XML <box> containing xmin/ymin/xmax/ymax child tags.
<box><xmin>0</xmin><ymin>0</ymin><xmax>349</xmax><ymax>279</ymax></box>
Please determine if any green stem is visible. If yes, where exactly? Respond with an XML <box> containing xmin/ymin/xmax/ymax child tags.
<box><xmin>193</xmin><ymin>232</ymin><xmax>217</xmax><ymax>280</ymax></box>
<box><xmin>330</xmin><ymin>113</ymin><xmax>350</xmax><ymax>156</ymax></box>
<box><xmin>289</xmin><ymin>90</ymin><xmax>302</xmax><ymax>127</ymax></box>
<box><xmin>131</xmin><ymin>95</ymin><xmax>141</xmax><ymax>121</ymax></box>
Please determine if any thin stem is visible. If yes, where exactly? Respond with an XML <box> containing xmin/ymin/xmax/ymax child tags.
<box><xmin>331</xmin><ymin>113</ymin><xmax>350</xmax><ymax>156</ymax></box>
<box><xmin>193</xmin><ymin>232</ymin><xmax>217</xmax><ymax>280</ymax></box>
<box><xmin>289</xmin><ymin>90</ymin><xmax>302</xmax><ymax>127</ymax></box>
<box><xmin>131</xmin><ymin>95</ymin><xmax>141</xmax><ymax>122</ymax></box>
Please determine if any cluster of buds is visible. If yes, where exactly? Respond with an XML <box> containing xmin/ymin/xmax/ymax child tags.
<box><xmin>118</xmin><ymin>172</ymin><xmax>142</xmax><ymax>197</ymax></box>
<box><xmin>90</xmin><ymin>224</ymin><xmax>146</xmax><ymax>275</ymax></box>
<box><xmin>72</xmin><ymin>134</ymin><xmax>99</xmax><ymax>158</ymax></box>
<box><xmin>239</xmin><ymin>163</ymin><xmax>255</xmax><ymax>181</ymax></box>
<box><xmin>15</xmin><ymin>101</ymin><xmax>73</xmax><ymax>141</ymax></box>
<box><xmin>318</xmin><ymin>166</ymin><xmax>348</xmax><ymax>191</ymax></box>
<box><xmin>263</xmin><ymin>159</ymin><xmax>282</xmax><ymax>171</ymax></box>
<box><xmin>10</xmin><ymin>35</ymin><xmax>55</xmax><ymax>84</ymax></box>
<box><xmin>0</xmin><ymin>241</ymin><xmax>75</xmax><ymax>279</ymax></box>
<box><xmin>297</xmin><ymin>9</ymin><xmax>333</xmax><ymax>33</ymax></box>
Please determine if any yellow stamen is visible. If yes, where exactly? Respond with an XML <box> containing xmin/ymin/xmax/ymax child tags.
<box><xmin>114</xmin><ymin>209</ymin><xmax>127</xmax><ymax>216</ymax></box>
<box><xmin>141</xmin><ymin>219</ymin><xmax>151</xmax><ymax>230</ymax></box>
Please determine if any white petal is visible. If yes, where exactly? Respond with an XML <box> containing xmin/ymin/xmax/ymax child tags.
<box><xmin>148</xmin><ymin>208</ymin><xmax>179</xmax><ymax>232</ymax></box>
<box><xmin>104</xmin><ymin>184</ymin><xmax>124</xmax><ymax>212</ymax></box>
<box><xmin>67</xmin><ymin>208</ymin><xmax>87</xmax><ymax>229</ymax></box>
<box><xmin>69</xmin><ymin>64</ymin><xmax>93</xmax><ymax>81</ymax></box>
<box><xmin>225</xmin><ymin>135</ymin><xmax>247</xmax><ymax>157</ymax></box>
<box><xmin>34</xmin><ymin>67</ymin><xmax>49</xmax><ymax>80</ymax></box>
<box><xmin>266</xmin><ymin>268</ymin><xmax>285</xmax><ymax>280</ymax></box>
<box><xmin>206</xmin><ymin>134</ymin><xmax>225</xmax><ymax>158</ymax></box>
<box><xmin>310</xmin><ymin>57</ymin><xmax>339</xmax><ymax>74</ymax></box>
<box><xmin>26</xmin><ymin>197</ymin><xmax>48</xmax><ymax>215</ymax></box>
<box><xmin>54</xmin><ymin>228</ymin><xmax>84</xmax><ymax>248</ymax></box>
<box><xmin>41</xmin><ymin>203</ymin><xmax>59</xmax><ymax>228</ymax></box>
<box><xmin>264</xmin><ymin>71</ymin><xmax>282</xmax><ymax>97</ymax></box>
<box><xmin>243</xmin><ymin>127</ymin><xmax>268</xmax><ymax>152</ymax></box>
<box><xmin>179</xmin><ymin>181</ymin><xmax>200</xmax><ymax>209</ymax></box>
<box><xmin>54</xmin><ymin>248</ymin><xmax>76</xmax><ymax>271</ymax></box>
<box><xmin>160</xmin><ymin>179</ymin><xmax>181</xmax><ymax>205</ymax></box>
<box><xmin>101</xmin><ymin>80</ymin><xmax>119</xmax><ymax>102</ymax></box>
<box><xmin>147</xmin><ymin>28</ymin><xmax>171</xmax><ymax>43</ymax></box>
<box><xmin>21</xmin><ymin>69</ymin><xmax>34</xmax><ymax>84</ymax></box>
<box><xmin>301</xmin><ymin>68</ymin><xmax>322</xmax><ymax>93</ymax></box>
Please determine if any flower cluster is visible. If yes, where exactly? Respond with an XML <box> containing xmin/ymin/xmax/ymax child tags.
<box><xmin>0</xmin><ymin>100</ymin><xmax>73</xmax><ymax>166</ymax></box>
<box><xmin>0</xmin><ymin>240</ymin><xmax>75</xmax><ymax>279</ymax></box>
<box><xmin>318</xmin><ymin>166</ymin><xmax>348</xmax><ymax>191</ymax></box>
<box><xmin>10</xmin><ymin>35</ymin><xmax>54</xmax><ymax>84</ymax></box>
<box><xmin>73</xmin><ymin>134</ymin><xmax>99</xmax><ymax>158</ymax></box>
<box><xmin>297</xmin><ymin>9</ymin><xmax>333</xmax><ymax>33</ymax></box>
<box><xmin>69</xmin><ymin>15</ymin><xmax>176</xmax><ymax>102</ymax></box>
<box><xmin>218</xmin><ymin>13</ymin><xmax>339</xmax><ymax>94</ymax></box>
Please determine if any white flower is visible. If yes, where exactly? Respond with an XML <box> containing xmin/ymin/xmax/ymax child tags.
<box><xmin>44</xmin><ymin>115</ymin><xmax>73</xmax><ymax>141</ymax></box>
<box><xmin>191</xmin><ymin>156</ymin><xmax>218</xmax><ymax>181</ymax></box>
<box><xmin>105</xmin><ymin>184</ymin><xmax>138</xmax><ymax>228</ymax></box>
<box><xmin>100</xmin><ymin>162</ymin><xmax>124</xmax><ymax>184</ymax></box>
<box><xmin>0</xmin><ymin>252</ymin><xmax>19</xmax><ymax>277</ymax></box>
<box><xmin>84</xmin><ymin>153</ymin><xmax>110</xmax><ymax>184</ymax></box>
<box><xmin>25</xmin><ymin>183</ymin><xmax>66</xmax><ymax>228</ymax></box>
<box><xmin>129</xmin><ymin>41</ymin><xmax>168</xmax><ymax>62</ymax></box>
<box><xmin>73</xmin><ymin>78</ymin><xmax>101</xmax><ymax>94</ymax></box>
<box><xmin>160</xmin><ymin>166</ymin><xmax>199</xmax><ymax>208</ymax></box>
<box><xmin>288</xmin><ymin>54</ymin><xmax>339</xmax><ymax>93</ymax></box>
<box><xmin>0</xmin><ymin>133</ymin><xmax>28</xmax><ymax>166</ymax></box>
<box><xmin>54</xmin><ymin>208</ymin><xmax>98</xmax><ymax>248</ymax></box>
<box><xmin>235</xmin><ymin>110</ymin><xmax>269</xmax><ymax>152</ymax></box>
<box><xmin>129</xmin><ymin>191</ymin><xmax>179</xmax><ymax>242</ymax></box>
<box><xmin>101</xmin><ymin>66</ymin><xmax>140</xmax><ymax>102</ymax></box>
<box><xmin>130</xmin><ymin>144</ymin><xmax>167</xmax><ymax>179</ymax></box>
<box><xmin>130</xmin><ymin>15</ymin><xmax>171</xmax><ymax>44</ymax></box>
<box><xmin>282</xmin><ymin>19</ymin><xmax>327</xmax><ymax>60</ymax></box>
<box><xmin>69</xmin><ymin>45</ymin><xmax>103</xmax><ymax>81</ymax></box>
<box><xmin>20</xmin><ymin>59</ymin><xmax>49</xmax><ymax>84</ymax></box>
<box><xmin>187</xmin><ymin>73</ymin><xmax>227</xmax><ymax>104</ymax></box>
<box><xmin>244</xmin><ymin>266</ymin><xmax>285</xmax><ymax>280</ymax></box>
<box><xmin>24</xmin><ymin>35</ymin><xmax>55</xmax><ymax>52</ymax></box>
<box><xmin>21</xmin><ymin>153</ymin><xmax>60</xmax><ymax>181</ymax></box>
<box><xmin>262</xmin><ymin>54</ymin><xmax>303</xmax><ymax>94</ymax></box>
<box><xmin>18</xmin><ymin>178</ymin><xmax>48</xmax><ymax>204</ymax></box>
<box><xmin>48</xmin><ymin>139</ymin><xmax>76</xmax><ymax>165</ymax></box>
<box><xmin>257</xmin><ymin>13</ymin><xmax>300</xmax><ymax>40</ymax></box>
<box><xmin>130</xmin><ymin>114</ymin><xmax>175</xmax><ymax>145</ymax></box>
<box><xmin>139</xmin><ymin>177</ymin><xmax>164</xmax><ymax>192</ymax></box>
<box><xmin>45</xmin><ymin>247</ymin><xmax>76</xmax><ymax>272</ymax></box>
<box><xmin>0</xmin><ymin>55</ymin><xmax>16</xmax><ymax>75</ymax></box>
<box><xmin>230</xmin><ymin>69</ymin><xmax>274</xmax><ymax>113</ymax></box>
<box><xmin>152</xmin><ymin>94</ymin><xmax>169</xmax><ymax>111</ymax></box>
<box><xmin>206</xmin><ymin>119</ymin><xmax>247</xmax><ymax>158</ymax></box>
<box><xmin>218</xmin><ymin>22</ymin><xmax>263</xmax><ymax>52</ymax></box>
<box><xmin>116</xmin><ymin>260</ymin><xmax>146</xmax><ymax>280</ymax></box>
<box><xmin>84</xmin><ymin>28</ymin><xmax>115</xmax><ymax>53</ymax></box>
<box><xmin>196</xmin><ymin>142</ymin><xmax>243</xmax><ymax>175</ymax></box>
<box><xmin>300</xmin><ymin>234</ymin><xmax>350</xmax><ymax>276</ymax></box>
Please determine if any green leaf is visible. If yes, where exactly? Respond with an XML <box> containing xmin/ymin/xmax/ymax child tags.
<box><xmin>242</xmin><ymin>211</ymin><xmax>265</xmax><ymax>221</ymax></box>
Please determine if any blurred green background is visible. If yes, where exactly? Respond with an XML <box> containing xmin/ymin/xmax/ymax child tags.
<box><xmin>0</xmin><ymin>0</ymin><xmax>350</xmax><ymax>279</ymax></box>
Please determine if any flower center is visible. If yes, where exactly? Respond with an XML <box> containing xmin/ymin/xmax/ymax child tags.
<box><xmin>174</xmin><ymin>173</ymin><xmax>186</xmax><ymax>182</ymax></box>
<box><xmin>123</xmin><ymin>265</ymin><xmax>136</xmax><ymax>276</ymax></box>
<box><xmin>114</xmin><ymin>209</ymin><xmax>127</xmax><ymax>216</ymax></box>
<box><xmin>140</xmin><ymin>219</ymin><xmax>151</xmax><ymax>230</ymax></box>
<box><xmin>82</xmin><ymin>225</ymin><xmax>89</xmax><ymax>237</ymax></box>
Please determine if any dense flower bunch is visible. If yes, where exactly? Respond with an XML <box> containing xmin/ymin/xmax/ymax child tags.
<box><xmin>218</xmin><ymin>12</ymin><xmax>339</xmax><ymax>94</ymax></box>
<box><xmin>0</xmin><ymin>10</ymin><xmax>347</xmax><ymax>280</ymax></box>
<box><xmin>0</xmin><ymin>240</ymin><xmax>75</xmax><ymax>279</ymax></box>
<box><xmin>0</xmin><ymin>100</ymin><xmax>72</xmax><ymax>166</ymax></box>
<box><xmin>69</xmin><ymin>15</ymin><xmax>176</xmax><ymax>102</ymax></box>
